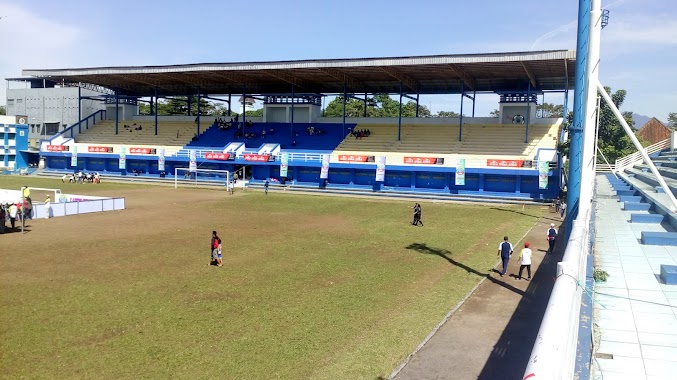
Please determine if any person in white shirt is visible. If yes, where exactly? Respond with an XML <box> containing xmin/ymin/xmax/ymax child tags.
<box><xmin>518</xmin><ymin>242</ymin><xmax>533</xmax><ymax>281</ymax></box>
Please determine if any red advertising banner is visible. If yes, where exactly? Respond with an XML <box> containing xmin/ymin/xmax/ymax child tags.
<box><xmin>46</xmin><ymin>145</ymin><xmax>69</xmax><ymax>152</ymax></box>
<box><xmin>205</xmin><ymin>152</ymin><xmax>231</xmax><ymax>161</ymax></box>
<box><xmin>404</xmin><ymin>157</ymin><xmax>438</xmax><ymax>165</ymax></box>
<box><xmin>129</xmin><ymin>147</ymin><xmax>157</xmax><ymax>155</ymax></box>
<box><xmin>338</xmin><ymin>155</ymin><xmax>369</xmax><ymax>162</ymax></box>
<box><xmin>486</xmin><ymin>159</ymin><xmax>524</xmax><ymax>168</ymax></box>
<box><xmin>87</xmin><ymin>146</ymin><xmax>113</xmax><ymax>153</ymax></box>
<box><xmin>243</xmin><ymin>154</ymin><xmax>271</xmax><ymax>162</ymax></box>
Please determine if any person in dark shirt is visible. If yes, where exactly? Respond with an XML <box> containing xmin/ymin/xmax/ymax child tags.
<box><xmin>264</xmin><ymin>179</ymin><xmax>269</xmax><ymax>195</ymax></box>
<box><xmin>411</xmin><ymin>203</ymin><xmax>423</xmax><ymax>226</ymax></box>
<box><xmin>497</xmin><ymin>236</ymin><xmax>514</xmax><ymax>277</ymax></box>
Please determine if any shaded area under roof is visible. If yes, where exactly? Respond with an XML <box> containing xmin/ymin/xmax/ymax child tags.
<box><xmin>21</xmin><ymin>50</ymin><xmax>576</xmax><ymax>97</ymax></box>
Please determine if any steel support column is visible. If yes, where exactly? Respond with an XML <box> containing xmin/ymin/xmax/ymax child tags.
<box><xmin>525</xmin><ymin>81</ymin><xmax>531</xmax><ymax>143</ymax></box>
<box><xmin>154</xmin><ymin>87</ymin><xmax>158</xmax><ymax>136</ymax></box>
<box><xmin>228</xmin><ymin>94</ymin><xmax>232</xmax><ymax>116</ymax></box>
<box><xmin>566</xmin><ymin>0</ymin><xmax>592</xmax><ymax>234</ymax></box>
<box><xmin>291</xmin><ymin>85</ymin><xmax>295</xmax><ymax>139</ymax></box>
<box><xmin>398</xmin><ymin>82</ymin><xmax>403</xmax><ymax>141</ymax></box>
<box><xmin>472</xmin><ymin>89</ymin><xmax>476</xmax><ymax>117</ymax></box>
<box><xmin>115</xmin><ymin>90</ymin><xmax>119</xmax><ymax>135</ymax></box>
<box><xmin>342</xmin><ymin>83</ymin><xmax>347</xmax><ymax>136</ymax></box>
<box><xmin>415</xmin><ymin>93</ymin><xmax>420</xmax><ymax>117</ymax></box>
<box><xmin>187</xmin><ymin>96</ymin><xmax>192</xmax><ymax>116</ymax></box>
<box><xmin>242</xmin><ymin>88</ymin><xmax>247</xmax><ymax>129</ymax></box>
<box><xmin>77</xmin><ymin>87</ymin><xmax>82</xmax><ymax>134</ymax></box>
<box><xmin>196</xmin><ymin>89</ymin><xmax>201</xmax><ymax>136</ymax></box>
<box><xmin>363</xmin><ymin>93</ymin><xmax>367</xmax><ymax>117</ymax></box>
<box><xmin>459</xmin><ymin>81</ymin><xmax>464</xmax><ymax>141</ymax></box>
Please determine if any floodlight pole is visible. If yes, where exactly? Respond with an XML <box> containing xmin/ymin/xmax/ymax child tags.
<box><xmin>596</xmin><ymin>81</ymin><xmax>677</xmax><ymax>212</ymax></box>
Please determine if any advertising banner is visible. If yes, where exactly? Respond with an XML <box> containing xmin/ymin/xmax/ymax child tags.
<box><xmin>129</xmin><ymin>147</ymin><xmax>157</xmax><ymax>155</ymax></box>
<box><xmin>205</xmin><ymin>152</ymin><xmax>230</xmax><ymax>161</ymax></box>
<box><xmin>243</xmin><ymin>154</ymin><xmax>271</xmax><ymax>162</ymax></box>
<box><xmin>87</xmin><ymin>146</ymin><xmax>113</xmax><ymax>153</ymax></box>
<box><xmin>118</xmin><ymin>147</ymin><xmax>126</xmax><ymax>170</ymax></box>
<box><xmin>404</xmin><ymin>157</ymin><xmax>439</xmax><ymax>165</ymax></box>
<box><xmin>189</xmin><ymin>150</ymin><xmax>197</xmax><ymax>172</ymax></box>
<box><xmin>487</xmin><ymin>159</ymin><xmax>524</xmax><ymax>168</ymax></box>
<box><xmin>455</xmin><ymin>158</ymin><xmax>466</xmax><ymax>186</ymax></box>
<box><xmin>338</xmin><ymin>155</ymin><xmax>370</xmax><ymax>162</ymax></box>
<box><xmin>46</xmin><ymin>145</ymin><xmax>69</xmax><ymax>152</ymax></box>
<box><xmin>375</xmin><ymin>156</ymin><xmax>386</xmax><ymax>182</ymax></box>
<box><xmin>280</xmin><ymin>153</ymin><xmax>289</xmax><ymax>177</ymax></box>
<box><xmin>70</xmin><ymin>146</ymin><xmax>78</xmax><ymax>167</ymax></box>
<box><xmin>158</xmin><ymin>148</ymin><xmax>165</xmax><ymax>171</ymax></box>
<box><xmin>538</xmin><ymin>161</ymin><xmax>549</xmax><ymax>189</ymax></box>
<box><xmin>320</xmin><ymin>154</ymin><xmax>330</xmax><ymax>179</ymax></box>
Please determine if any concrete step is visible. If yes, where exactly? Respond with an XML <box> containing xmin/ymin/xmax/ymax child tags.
<box><xmin>630</xmin><ymin>213</ymin><xmax>664</xmax><ymax>223</ymax></box>
<box><xmin>660</xmin><ymin>265</ymin><xmax>677</xmax><ymax>285</ymax></box>
<box><xmin>641</xmin><ymin>231</ymin><xmax>677</xmax><ymax>246</ymax></box>
<box><xmin>613</xmin><ymin>186</ymin><xmax>633</xmax><ymax>192</ymax></box>
<box><xmin>616</xmin><ymin>189</ymin><xmax>637</xmax><ymax>196</ymax></box>
<box><xmin>619</xmin><ymin>195</ymin><xmax>642</xmax><ymax>203</ymax></box>
<box><xmin>623</xmin><ymin>202</ymin><xmax>651</xmax><ymax>211</ymax></box>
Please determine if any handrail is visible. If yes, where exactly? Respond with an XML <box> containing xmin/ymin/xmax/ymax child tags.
<box><xmin>614</xmin><ymin>138</ymin><xmax>669</xmax><ymax>173</ymax></box>
<box><xmin>49</xmin><ymin>110</ymin><xmax>107</xmax><ymax>143</ymax></box>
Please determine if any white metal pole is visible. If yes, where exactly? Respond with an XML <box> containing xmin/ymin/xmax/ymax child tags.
<box><xmin>593</xmin><ymin>95</ymin><xmax>602</xmax><ymax>173</ymax></box>
<box><xmin>597</xmin><ymin>81</ymin><xmax>677</xmax><ymax>212</ymax></box>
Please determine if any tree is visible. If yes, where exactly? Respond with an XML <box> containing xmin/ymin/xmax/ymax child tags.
<box><xmin>537</xmin><ymin>103</ymin><xmax>564</xmax><ymax>118</ymax></box>
<box><xmin>668</xmin><ymin>112</ymin><xmax>677</xmax><ymax>128</ymax></box>
<box><xmin>137</xmin><ymin>97</ymin><xmax>217</xmax><ymax>116</ymax></box>
<box><xmin>560</xmin><ymin>87</ymin><xmax>636</xmax><ymax>163</ymax></box>
<box><xmin>0</xmin><ymin>105</ymin><xmax>5</xmax><ymax>115</ymax></box>
<box><xmin>433</xmin><ymin>110</ymin><xmax>460</xmax><ymax>118</ymax></box>
<box><xmin>245</xmin><ymin>109</ymin><xmax>264</xmax><ymax>117</ymax></box>
<box><xmin>489</xmin><ymin>109</ymin><xmax>500</xmax><ymax>118</ymax></box>
<box><xmin>323</xmin><ymin>94</ymin><xmax>433</xmax><ymax>118</ymax></box>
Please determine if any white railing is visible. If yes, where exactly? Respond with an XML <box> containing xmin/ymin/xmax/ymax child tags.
<box><xmin>614</xmin><ymin>138</ymin><xmax>669</xmax><ymax>173</ymax></box>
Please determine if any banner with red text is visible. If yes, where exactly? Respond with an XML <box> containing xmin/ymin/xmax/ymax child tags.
<box><xmin>129</xmin><ymin>147</ymin><xmax>157</xmax><ymax>155</ymax></box>
<box><xmin>486</xmin><ymin>159</ymin><xmax>524</xmax><ymax>168</ymax></box>
<box><xmin>243</xmin><ymin>154</ymin><xmax>271</xmax><ymax>162</ymax></box>
<box><xmin>46</xmin><ymin>145</ymin><xmax>69</xmax><ymax>152</ymax></box>
<box><xmin>87</xmin><ymin>146</ymin><xmax>113</xmax><ymax>153</ymax></box>
<box><xmin>205</xmin><ymin>152</ymin><xmax>231</xmax><ymax>161</ymax></box>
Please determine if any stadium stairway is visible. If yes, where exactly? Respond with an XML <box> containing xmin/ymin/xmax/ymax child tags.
<box><xmin>76</xmin><ymin>120</ymin><xmax>196</xmax><ymax>146</ymax></box>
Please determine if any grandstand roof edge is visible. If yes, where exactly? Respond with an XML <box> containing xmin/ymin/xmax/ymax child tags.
<box><xmin>22</xmin><ymin>50</ymin><xmax>575</xmax><ymax>76</ymax></box>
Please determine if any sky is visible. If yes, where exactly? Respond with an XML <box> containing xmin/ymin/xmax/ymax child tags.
<box><xmin>1</xmin><ymin>0</ymin><xmax>675</xmax><ymax>120</ymax></box>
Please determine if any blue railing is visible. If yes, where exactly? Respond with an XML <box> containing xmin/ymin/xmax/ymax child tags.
<box><xmin>55</xmin><ymin>110</ymin><xmax>107</xmax><ymax>142</ymax></box>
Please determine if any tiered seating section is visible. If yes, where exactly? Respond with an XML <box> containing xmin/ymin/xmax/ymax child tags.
<box><xmin>186</xmin><ymin>122</ymin><xmax>353</xmax><ymax>151</ymax></box>
<box><xmin>335</xmin><ymin>123</ymin><xmax>560</xmax><ymax>160</ymax></box>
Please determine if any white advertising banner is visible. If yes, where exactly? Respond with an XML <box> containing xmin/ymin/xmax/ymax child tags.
<box><xmin>118</xmin><ymin>147</ymin><xmax>126</xmax><ymax>170</ymax></box>
<box><xmin>70</xmin><ymin>146</ymin><xmax>78</xmax><ymax>167</ymax></box>
<box><xmin>280</xmin><ymin>153</ymin><xmax>289</xmax><ymax>178</ymax></box>
<box><xmin>189</xmin><ymin>150</ymin><xmax>197</xmax><ymax>172</ymax></box>
<box><xmin>158</xmin><ymin>148</ymin><xmax>165</xmax><ymax>172</ymax></box>
<box><xmin>320</xmin><ymin>154</ymin><xmax>330</xmax><ymax>179</ymax></box>
<box><xmin>375</xmin><ymin>156</ymin><xmax>386</xmax><ymax>182</ymax></box>
<box><xmin>455</xmin><ymin>158</ymin><xmax>466</xmax><ymax>186</ymax></box>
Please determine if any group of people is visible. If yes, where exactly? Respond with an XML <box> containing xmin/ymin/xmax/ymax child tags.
<box><xmin>496</xmin><ymin>223</ymin><xmax>558</xmax><ymax>280</ymax></box>
<box><xmin>122</xmin><ymin>123</ymin><xmax>143</xmax><ymax>133</ymax></box>
<box><xmin>350</xmin><ymin>128</ymin><xmax>371</xmax><ymax>139</ymax></box>
<box><xmin>62</xmin><ymin>172</ymin><xmax>101</xmax><ymax>184</ymax></box>
<box><xmin>305</xmin><ymin>126</ymin><xmax>327</xmax><ymax>136</ymax></box>
<box><xmin>0</xmin><ymin>195</ymin><xmax>36</xmax><ymax>233</ymax></box>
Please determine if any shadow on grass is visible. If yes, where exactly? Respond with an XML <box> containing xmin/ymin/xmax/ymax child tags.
<box><xmin>405</xmin><ymin>243</ymin><xmax>526</xmax><ymax>297</ymax></box>
<box><xmin>489</xmin><ymin>207</ymin><xmax>561</xmax><ymax>223</ymax></box>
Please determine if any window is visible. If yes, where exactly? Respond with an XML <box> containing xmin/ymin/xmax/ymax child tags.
<box><xmin>16</xmin><ymin>99</ymin><xmax>23</xmax><ymax>104</ymax></box>
<box><xmin>7</xmin><ymin>99</ymin><xmax>14</xmax><ymax>105</ymax></box>
<box><xmin>31</xmin><ymin>125</ymin><xmax>35</xmax><ymax>133</ymax></box>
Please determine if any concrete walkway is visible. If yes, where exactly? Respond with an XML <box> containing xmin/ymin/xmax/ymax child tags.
<box><xmin>392</xmin><ymin>212</ymin><xmax>563</xmax><ymax>380</ymax></box>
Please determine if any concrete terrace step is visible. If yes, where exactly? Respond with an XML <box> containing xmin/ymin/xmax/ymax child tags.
<box><xmin>641</xmin><ymin>231</ymin><xmax>677</xmax><ymax>246</ymax></box>
<box><xmin>660</xmin><ymin>265</ymin><xmax>677</xmax><ymax>284</ymax></box>
<box><xmin>616</xmin><ymin>189</ymin><xmax>637</xmax><ymax>196</ymax></box>
<box><xmin>618</xmin><ymin>195</ymin><xmax>642</xmax><ymax>203</ymax></box>
<box><xmin>630</xmin><ymin>213</ymin><xmax>664</xmax><ymax>223</ymax></box>
<box><xmin>623</xmin><ymin>202</ymin><xmax>651</xmax><ymax>211</ymax></box>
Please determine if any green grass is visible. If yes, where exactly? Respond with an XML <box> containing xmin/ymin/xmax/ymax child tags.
<box><xmin>0</xmin><ymin>176</ymin><xmax>543</xmax><ymax>379</ymax></box>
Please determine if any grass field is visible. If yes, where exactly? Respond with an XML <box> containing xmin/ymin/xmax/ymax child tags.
<box><xmin>0</xmin><ymin>177</ymin><xmax>544</xmax><ymax>379</ymax></box>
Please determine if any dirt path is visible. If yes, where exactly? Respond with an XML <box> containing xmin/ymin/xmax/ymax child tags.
<box><xmin>391</xmin><ymin>212</ymin><xmax>564</xmax><ymax>380</ymax></box>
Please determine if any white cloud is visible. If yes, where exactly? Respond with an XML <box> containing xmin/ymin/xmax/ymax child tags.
<box><xmin>0</xmin><ymin>2</ymin><xmax>86</xmax><ymax>104</ymax></box>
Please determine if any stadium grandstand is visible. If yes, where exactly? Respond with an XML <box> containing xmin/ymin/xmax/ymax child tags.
<box><xmin>7</xmin><ymin>49</ymin><xmax>575</xmax><ymax>200</ymax></box>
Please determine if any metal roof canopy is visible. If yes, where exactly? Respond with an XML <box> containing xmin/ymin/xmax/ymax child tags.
<box><xmin>21</xmin><ymin>50</ymin><xmax>575</xmax><ymax>97</ymax></box>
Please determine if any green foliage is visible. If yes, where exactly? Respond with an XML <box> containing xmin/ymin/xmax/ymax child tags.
<box><xmin>0</xmin><ymin>105</ymin><xmax>6</xmax><ymax>115</ymax></box>
<box><xmin>668</xmin><ymin>112</ymin><xmax>677</xmax><ymax>128</ymax></box>
<box><xmin>138</xmin><ymin>97</ymin><xmax>217</xmax><ymax>116</ymax></box>
<box><xmin>537</xmin><ymin>102</ymin><xmax>564</xmax><ymax>118</ymax></box>
<box><xmin>245</xmin><ymin>108</ymin><xmax>264</xmax><ymax>117</ymax></box>
<box><xmin>323</xmin><ymin>94</ymin><xmax>432</xmax><ymax>118</ymax></box>
<box><xmin>434</xmin><ymin>110</ymin><xmax>460</xmax><ymax>118</ymax></box>
<box><xmin>593</xmin><ymin>268</ymin><xmax>609</xmax><ymax>283</ymax></box>
<box><xmin>489</xmin><ymin>109</ymin><xmax>500</xmax><ymax>117</ymax></box>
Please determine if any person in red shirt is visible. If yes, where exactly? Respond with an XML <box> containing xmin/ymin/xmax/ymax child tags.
<box><xmin>210</xmin><ymin>231</ymin><xmax>222</xmax><ymax>267</ymax></box>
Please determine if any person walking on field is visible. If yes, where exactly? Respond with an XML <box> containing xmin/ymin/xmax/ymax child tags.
<box><xmin>8</xmin><ymin>203</ymin><xmax>18</xmax><ymax>229</ymax></box>
<box><xmin>560</xmin><ymin>201</ymin><xmax>567</xmax><ymax>219</ymax></box>
<box><xmin>547</xmin><ymin>223</ymin><xmax>558</xmax><ymax>254</ymax></box>
<box><xmin>210</xmin><ymin>231</ymin><xmax>222</xmax><ymax>267</ymax></box>
<box><xmin>497</xmin><ymin>236</ymin><xmax>513</xmax><ymax>277</ymax></box>
<box><xmin>411</xmin><ymin>203</ymin><xmax>423</xmax><ymax>226</ymax></box>
<box><xmin>518</xmin><ymin>242</ymin><xmax>533</xmax><ymax>281</ymax></box>
<box><xmin>264</xmin><ymin>179</ymin><xmax>269</xmax><ymax>195</ymax></box>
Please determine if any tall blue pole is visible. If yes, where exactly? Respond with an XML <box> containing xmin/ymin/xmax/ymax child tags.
<box><xmin>566</xmin><ymin>0</ymin><xmax>592</xmax><ymax>236</ymax></box>
<box><xmin>197</xmin><ymin>90</ymin><xmax>201</xmax><ymax>136</ymax></box>
<box><xmin>459</xmin><ymin>81</ymin><xmax>464</xmax><ymax>141</ymax></box>
<box><xmin>472</xmin><ymin>89</ymin><xmax>476</xmax><ymax>117</ymax></box>
<box><xmin>115</xmin><ymin>90</ymin><xmax>119</xmax><ymax>135</ymax></box>
<box><xmin>290</xmin><ymin>85</ymin><xmax>295</xmax><ymax>137</ymax></box>
<box><xmin>342</xmin><ymin>83</ymin><xmax>347</xmax><ymax>137</ymax></box>
<box><xmin>154</xmin><ymin>88</ymin><xmax>158</xmax><ymax>136</ymax></box>
<box><xmin>415</xmin><ymin>93</ymin><xmax>420</xmax><ymax>117</ymax></box>
<box><xmin>77</xmin><ymin>86</ymin><xmax>82</xmax><ymax>134</ymax></box>
<box><xmin>525</xmin><ymin>81</ymin><xmax>531</xmax><ymax>143</ymax></box>
<box><xmin>227</xmin><ymin>94</ymin><xmax>231</xmax><ymax>116</ymax></box>
<box><xmin>398</xmin><ymin>82</ymin><xmax>403</xmax><ymax>141</ymax></box>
